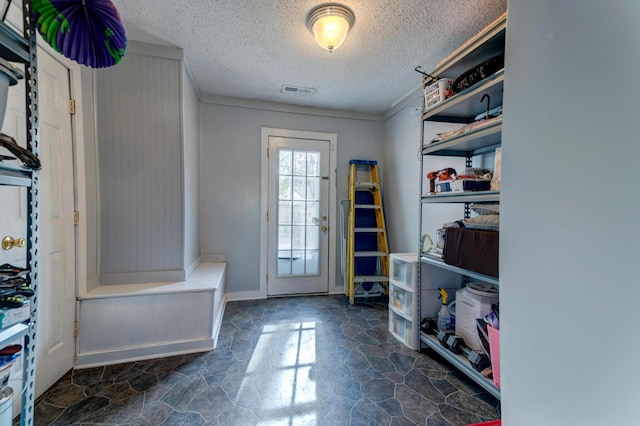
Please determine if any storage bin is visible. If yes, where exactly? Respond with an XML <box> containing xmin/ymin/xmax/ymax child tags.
<box><xmin>443</xmin><ymin>228</ymin><xmax>499</xmax><ymax>277</ymax></box>
<box><xmin>488</xmin><ymin>324</ymin><xmax>500</xmax><ymax>388</ymax></box>
<box><xmin>388</xmin><ymin>308</ymin><xmax>417</xmax><ymax>350</ymax></box>
<box><xmin>390</xmin><ymin>253</ymin><xmax>418</xmax><ymax>290</ymax></box>
<box><xmin>423</xmin><ymin>78</ymin><xmax>453</xmax><ymax>110</ymax></box>
<box><xmin>389</xmin><ymin>283</ymin><xmax>413</xmax><ymax>318</ymax></box>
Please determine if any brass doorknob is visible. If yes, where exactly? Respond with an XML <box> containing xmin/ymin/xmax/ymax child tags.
<box><xmin>321</xmin><ymin>226</ymin><xmax>328</xmax><ymax>232</ymax></box>
<box><xmin>2</xmin><ymin>236</ymin><xmax>26</xmax><ymax>250</ymax></box>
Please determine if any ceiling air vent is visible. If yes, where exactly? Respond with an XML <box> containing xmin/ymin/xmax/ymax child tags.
<box><xmin>281</xmin><ymin>85</ymin><xmax>316</xmax><ymax>95</ymax></box>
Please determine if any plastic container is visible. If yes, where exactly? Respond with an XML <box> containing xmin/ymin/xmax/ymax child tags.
<box><xmin>448</xmin><ymin>300</ymin><xmax>456</xmax><ymax>331</ymax></box>
<box><xmin>0</xmin><ymin>386</ymin><xmax>12</xmax><ymax>426</ymax></box>
<box><xmin>455</xmin><ymin>282</ymin><xmax>499</xmax><ymax>350</ymax></box>
<box><xmin>0</xmin><ymin>59</ymin><xmax>23</xmax><ymax>128</ymax></box>
<box><xmin>390</xmin><ymin>253</ymin><xmax>418</xmax><ymax>290</ymax></box>
<box><xmin>437</xmin><ymin>303</ymin><xmax>451</xmax><ymax>331</ymax></box>
<box><xmin>423</xmin><ymin>78</ymin><xmax>454</xmax><ymax>110</ymax></box>
<box><xmin>389</xmin><ymin>283</ymin><xmax>413</xmax><ymax>318</ymax></box>
<box><xmin>488</xmin><ymin>325</ymin><xmax>500</xmax><ymax>388</ymax></box>
<box><xmin>421</xmin><ymin>287</ymin><xmax>459</xmax><ymax>319</ymax></box>
<box><xmin>388</xmin><ymin>308</ymin><xmax>417</xmax><ymax>350</ymax></box>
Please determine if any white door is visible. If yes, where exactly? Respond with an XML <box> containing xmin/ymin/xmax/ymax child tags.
<box><xmin>1</xmin><ymin>48</ymin><xmax>76</xmax><ymax>398</ymax></box>
<box><xmin>267</xmin><ymin>136</ymin><xmax>331</xmax><ymax>296</ymax></box>
<box><xmin>35</xmin><ymin>49</ymin><xmax>76</xmax><ymax>396</ymax></box>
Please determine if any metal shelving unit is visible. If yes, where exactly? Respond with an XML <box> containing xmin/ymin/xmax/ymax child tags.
<box><xmin>417</xmin><ymin>12</ymin><xmax>505</xmax><ymax>400</ymax></box>
<box><xmin>422</xmin><ymin>191</ymin><xmax>500</xmax><ymax>204</ymax></box>
<box><xmin>420</xmin><ymin>333</ymin><xmax>500</xmax><ymax>399</ymax></box>
<box><xmin>0</xmin><ymin>1</ymin><xmax>39</xmax><ymax>424</ymax></box>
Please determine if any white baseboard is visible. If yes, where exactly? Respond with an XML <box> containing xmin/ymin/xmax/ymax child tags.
<box><xmin>225</xmin><ymin>290</ymin><xmax>265</xmax><ymax>302</ymax></box>
<box><xmin>75</xmin><ymin>339</ymin><xmax>215</xmax><ymax>369</ymax></box>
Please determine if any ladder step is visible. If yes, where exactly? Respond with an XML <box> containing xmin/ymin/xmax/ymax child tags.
<box><xmin>355</xmin><ymin>228</ymin><xmax>385</xmax><ymax>233</ymax></box>
<box><xmin>354</xmin><ymin>276</ymin><xmax>389</xmax><ymax>283</ymax></box>
<box><xmin>354</xmin><ymin>204</ymin><xmax>381</xmax><ymax>209</ymax></box>
<box><xmin>354</xmin><ymin>182</ymin><xmax>379</xmax><ymax>190</ymax></box>
<box><xmin>354</xmin><ymin>251</ymin><xmax>388</xmax><ymax>257</ymax></box>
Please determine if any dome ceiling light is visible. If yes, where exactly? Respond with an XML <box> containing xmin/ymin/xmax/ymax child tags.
<box><xmin>305</xmin><ymin>3</ymin><xmax>355</xmax><ymax>53</ymax></box>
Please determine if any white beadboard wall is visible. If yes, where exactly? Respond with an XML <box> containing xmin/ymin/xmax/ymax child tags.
<box><xmin>96</xmin><ymin>47</ymin><xmax>184</xmax><ymax>283</ymax></box>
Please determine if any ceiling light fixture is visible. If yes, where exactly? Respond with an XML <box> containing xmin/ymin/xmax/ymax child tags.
<box><xmin>306</xmin><ymin>3</ymin><xmax>355</xmax><ymax>53</ymax></box>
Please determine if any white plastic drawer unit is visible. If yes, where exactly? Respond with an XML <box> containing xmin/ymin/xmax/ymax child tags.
<box><xmin>390</xmin><ymin>253</ymin><xmax>418</xmax><ymax>290</ymax></box>
<box><xmin>389</xmin><ymin>282</ymin><xmax>414</xmax><ymax>319</ymax></box>
<box><xmin>389</xmin><ymin>309</ymin><xmax>418</xmax><ymax>350</ymax></box>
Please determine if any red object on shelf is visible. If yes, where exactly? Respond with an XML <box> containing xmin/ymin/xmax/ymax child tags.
<box><xmin>466</xmin><ymin>421</ymin><xmax>501</xmax><ymax>426</ymax></box>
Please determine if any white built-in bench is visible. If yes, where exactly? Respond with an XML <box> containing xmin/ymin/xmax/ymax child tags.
<box><xmin>75</xmin><ymin>262</ymin><xmax>227</xmax><ymax>368</ymax></box>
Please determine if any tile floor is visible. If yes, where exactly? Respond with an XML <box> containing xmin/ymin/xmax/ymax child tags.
<box><xmin>29</xmin><ymin>295</ymin><xmax>499</xmax><ymax>425</ymax></box>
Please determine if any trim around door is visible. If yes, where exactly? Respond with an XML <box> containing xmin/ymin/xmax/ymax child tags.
<box><xmin>260</xmin><ymin>127</ymin><xmax>337</xmax><ymax>298</ymax></box>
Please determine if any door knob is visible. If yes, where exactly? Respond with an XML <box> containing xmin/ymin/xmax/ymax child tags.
<box><xmin>2</xmin><ymin>236</ymin><xmax>26</xmax><ymax>250</ymax></box>
<box><xmin>321</xmin><ymin>226</ymin><xmax>328</xmax><ymax>232</ymax></box>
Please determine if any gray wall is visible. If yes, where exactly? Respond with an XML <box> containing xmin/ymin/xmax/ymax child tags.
<box><xmin>382</xmin><ymin>100</ymin><xmax>466</xmax><ymax>254</ymax></box>
<box><xmin>502</xmin><ymin>1</ymin><xmax>640</xmax><ymax>423</ymax></box>
<box><xmin>96</xmin><ymin>48</ymin><xmax>184</xmax><ymax>283</ymax></box>
<box><xmin>182</xmin><ymin>69</ymin><xmax>201</xmax><ymax>271</ymax></box>
<box><xmin>80</xmin><ymin>68</ymin><xmax>99</xmax><ymax>292</ymax></box>
<box><xmin>382</xmin><ymin>103</ymin><xmax>421</xmax><ymax>253</ymax></box>
<box><xmin>200</xmin><ymin>101</ymin><xmax>384</xmax><ymax>294</ymax></box>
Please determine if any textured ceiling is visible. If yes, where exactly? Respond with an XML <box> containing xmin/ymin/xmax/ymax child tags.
<box><xmin>110</xmin><ymin>0</ymin><xmax>507</xmax><ymax>115</ymax></box>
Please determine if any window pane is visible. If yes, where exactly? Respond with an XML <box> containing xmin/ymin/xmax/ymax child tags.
<box><xmin>305</xmin><ymin>250</ymin><xmax>319</xmax><ymax>275</ymax></box>
<box><xmin>293</xmin><ymin>177</ymin><xmax>306</xmax><ymax>200</ymax></box>
<box><xmin>291</xmin><ymin>251</ymin><xmax>305</xmax><ymax>275</ymax></box>
<box><xmin>292</xmin><ymin>201</ymin><xmax>306</xmax><ymax>225</ymax></box>
<box><xmin>278</xmin><ymin>226</ymin><xmax>291</xmax><ymax>250</ymax></box>
<box><xmin>307</xmin><ymin>152</ymin><xmax>319</xmax><ymax>176</ymax></box>
<box><xmin>306</xmin><ymin>226</ymin><xmax>319</xmax><ymax>250</ymax></box>
<box><xmin>277</xmin><ymin>250</ymin><xmax>291</xmax><ymax>275</ymax></box>
<box><xmin>279</xmin><ymin>176</ymin><xmax>291</xmax><ymax>200</ymax></box>
<box><xmin>306</xmin><ymin>177</ymin><xmax>319</xmax><ymax>201</ymax></box>
<box><xmin>279</xmin><ymin>150</ymin><xmax>292</xmax><ymax>175</ymax></box>
<box><xmin>279</xmin><ymin>201</ymin><xmax>292</xmax><ymax>225</ymax></box>
<box><xmin>306</xmin><ymin>202</ymin><xmax>319</xmax><ymax>225</ymax></box>
<box><xmin>292</xmin><ymin>226</ymin><xmax>305</xmax><ymax>250</ymax></box>
<box><xmin>293</xmin><ymin>151</ymin><xmax>307</xmax><ymax>176</ymax></box>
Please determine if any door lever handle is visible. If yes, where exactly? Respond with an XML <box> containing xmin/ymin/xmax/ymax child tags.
<box><xmin>2</xmin><ymin>236</ymin><xmax>26</xmax><ymax>250</ymax></box>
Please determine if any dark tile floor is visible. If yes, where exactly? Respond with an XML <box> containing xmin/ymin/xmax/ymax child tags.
<box><xmin>30</xmin><ymin>295</ymin><xmax>499</xmax><ymax>425</ymax></box>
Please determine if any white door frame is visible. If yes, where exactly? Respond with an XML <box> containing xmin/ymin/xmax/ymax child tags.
<box><xmin>260</xmin><ymin>127</ymin><xmax>337</xmax><ymax>298</ymax></box>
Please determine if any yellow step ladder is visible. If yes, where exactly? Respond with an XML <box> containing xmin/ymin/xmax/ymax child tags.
<box><xmin>345</xmin><ymin>160</ymin><xmax>390</xmax><ymax>305</ymax></box>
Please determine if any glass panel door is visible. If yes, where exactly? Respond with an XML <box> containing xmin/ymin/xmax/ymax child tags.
<box><xmin>267</xmin><ymin>136</ymin><xmax>330</xmax><ymax>295</ymax></box>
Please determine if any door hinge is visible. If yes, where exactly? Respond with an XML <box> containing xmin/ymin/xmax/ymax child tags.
<box><xmin>74</xmin><ymin>211</ymin><xmax>80</xmax><ymax>226</ymax></box>
<box><xmin>267</xmin><ymin>210</ymin><xmax>269</xmax><ymax>221</ymax></box>
<box><xmin>69</xmin><ymin>99</ymin><xmax>76</xmax><ymax>115</ymax></box>
<box><xmin>74</xmin><ymin>321</ymin><xmax>79</xmax><ymax>337</ymax></box>
<box><xmin>267</xmin><ymin>147</ymin><xmax>269</xmax><ymax>158</ymax></box>
<box><xmin>266</xmin><ymin>274</ymin><xmax>268</xmax><ymax>283</ymax></box>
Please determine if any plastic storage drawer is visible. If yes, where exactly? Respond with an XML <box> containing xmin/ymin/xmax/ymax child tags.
<box><xmin>388</xmin><ymin>308</ymin><xmax>417</xmax><ymax>350</ymax></box>
<box><xmin>390</xmin><ymin>253</ymin><xmax>418</xmax><ymax>290</ymax></box>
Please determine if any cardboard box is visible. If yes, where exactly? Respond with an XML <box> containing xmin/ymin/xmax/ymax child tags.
<box><xmin>435</xmin><ymin>179</ymin><xmax>491</xmax><ymax>193</ymax></box>
<box><xmin>0</xmin><ymin>302</ymin><xmax>30</xmax><ymax>330</ymax></box>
